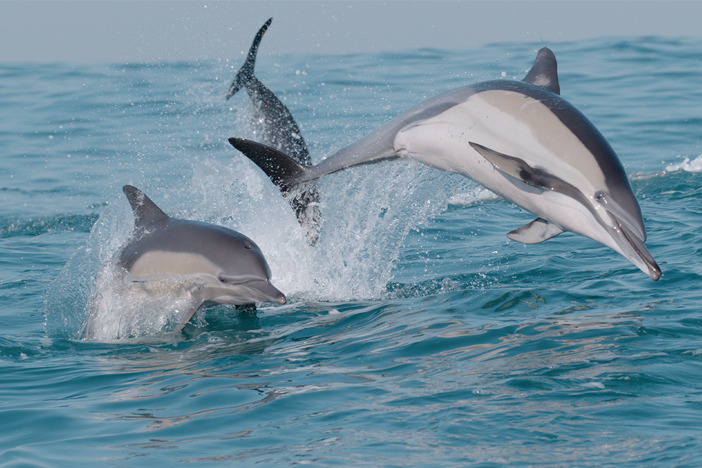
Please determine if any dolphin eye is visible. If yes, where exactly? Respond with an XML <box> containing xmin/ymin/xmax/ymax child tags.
<box><xmin>594</xmin><ymin>191</ymin><xmax>608</xmax><ymax>204</ymax></box>
<box><xmin>244</xmin><ymin>243</ymin><xmax>253</xmax><ymax>250</ymax></box>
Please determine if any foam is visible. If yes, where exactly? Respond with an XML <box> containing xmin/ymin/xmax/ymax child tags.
<box><xmin>447</xmin><ymin>188</ymin><xmax>499</xmax><ymax>206</ymax></box>
<box><xmin>665</xmin><ymin>155</ymin><xmax>702</xmax><ymax>173</ymax></box>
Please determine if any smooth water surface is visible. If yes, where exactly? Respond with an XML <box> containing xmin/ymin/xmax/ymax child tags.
<box><xmin>2</xmin><ymin>36</ymin><xmax>702</xmax><ymax>466</ymax></box>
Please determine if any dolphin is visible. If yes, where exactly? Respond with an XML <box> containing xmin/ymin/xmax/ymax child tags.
<box><xmin>81</xmin><ymin>185</ymin><xmax>286</xmax><ymax>338</ymax></box>
<box><xmin>228</xmin><ymin>48</ymin><xmax>661</xmax><ymax>280</ymax></box>
<box><xmin>228</xmin><ymin>18</ymin><xmax>321</xmax><ymax>244</ymax></box>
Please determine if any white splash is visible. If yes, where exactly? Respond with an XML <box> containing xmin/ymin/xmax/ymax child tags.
<box><xmin>447</xmin><ymin>187</ymin><xmax>499</xmax><ymax>206</ymax></box>
<box><xmin>665</xmin><ymin>155</ymin><xmax>702</xmax><ymax>173</ymax></box>
<box><xmin>46</xmin><ymin>152</ymin><xmax>454</xmax><ymax>340</ymax></box>
<box><xmin>190</xmin><ymin>156</ymin><xmax>451</xmax><ymax>302</ymax></box>
<box><xmin>81</xmin><ymin>264</ymin><xmax>205</xmax><ymax>341</ymax></box>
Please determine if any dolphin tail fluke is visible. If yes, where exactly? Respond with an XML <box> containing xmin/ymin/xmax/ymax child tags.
<box><xmin>229</xmin><ymin>137</ymin><xmax>308</xmax><ymax>190</ymax></box>
<box><xmin>229</xmin><ymin>137</ymin><xmax>322</xmax><ymax>244</ymax></box>
<box><xmin>227</xmin><ymin>18</ymin><xmax>273</xmax><ymax>100</ymax></box>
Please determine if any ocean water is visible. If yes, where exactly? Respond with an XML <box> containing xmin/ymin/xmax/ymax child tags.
<box><xmin>2</xmin><ymin>36</ymin><xmax>702</xmax><ymax>466</ymax></box>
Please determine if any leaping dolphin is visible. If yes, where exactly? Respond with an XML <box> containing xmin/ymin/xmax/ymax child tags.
<box><xmin>81</xmin><ymin>185</ymin><xmax>286</xmax><ymax>338</ymax></box>
<box><xmin>229</xmin><ymin>48</ymin><xmax>661</xmax><ymax>280</ymax></box>
<box><xmin>227</xmin><ymin>18</ymin><xmax>321</xmax><ymax>244</ymax></box>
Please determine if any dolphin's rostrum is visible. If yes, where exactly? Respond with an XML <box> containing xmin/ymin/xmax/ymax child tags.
<box><xmin>229</xmin><ymin>48</ymin><xmax>661</xmax><ymax>280</ymax></box>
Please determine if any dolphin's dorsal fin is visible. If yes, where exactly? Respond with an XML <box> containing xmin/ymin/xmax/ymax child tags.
<box><xmin>227</xmin><ymin>18</ymin><xmax>272</xmax><ymax>99</ymax></box>
<box><xmin>123</xmin><ymin>185</ymin><xmax>169</xmax><ymax>227</ymax></box>
<box><xmin>522</xmin><ymin>47</ymin><xmax>560</xmax><ymax>95</ymax></box>
<box><xmin>507</xmin><ymin>218</ymin><xmax>564</xmax><ymax>244</ymax></box>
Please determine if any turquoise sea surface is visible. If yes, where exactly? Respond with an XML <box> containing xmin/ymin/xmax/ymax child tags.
<box><xmin>2</xmin><ymin>36</ymin><xmax>702</xmax><ymax>466</ymax></box>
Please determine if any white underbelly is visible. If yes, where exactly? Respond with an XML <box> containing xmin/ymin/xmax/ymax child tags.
<box><xmin>392</xmin><ymin>106</ymin><xmax>618</xmax><ymax>254</ymax></box>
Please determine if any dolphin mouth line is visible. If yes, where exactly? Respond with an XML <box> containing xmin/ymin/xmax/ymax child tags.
<box><xmin>472</xmin><ymin>145</ymin><xmax>660</xmax><ymax>280</ymax></box>
<box><xmin>607</xmin><ymin>212</ymin><xmax>661</xmax><ymax>281</ymax></box>
<box><xmin>210</xmin><ymin>294</ymin><xmax>286</xmax><ymax>306</ymax></box>
<box><xmin>218</xmin><ymin>274</ymin><xmax>273</xmax><ymax>285</ymax></box>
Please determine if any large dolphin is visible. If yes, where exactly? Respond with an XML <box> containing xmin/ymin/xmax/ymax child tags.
<box><xmin>227</xmin><ymin>18</ymin><xmax>321</xmax><ymax>244</ymax></box>
<box><xmin>81</xmin><ymin>185</ymin><xmax>286</xmax><ymax>338</ymax></box>
<box><xmin>229</xmin><ymin>48</ymin><xmax>661</xmax><ymax>280</ymax></box>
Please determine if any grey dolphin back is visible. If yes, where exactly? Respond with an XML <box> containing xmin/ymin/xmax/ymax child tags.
<box><xmin>227</xmin><ymin>18</ymin><xmax>321</xmax><ymax>244</ymax></box>
<box><xmin>123</xmin><ymin>185</ymin><xmax>169</xmax><ymax>227</ymax></box>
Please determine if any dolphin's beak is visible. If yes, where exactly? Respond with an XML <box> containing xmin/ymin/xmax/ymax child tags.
<box><xmin>608</xmin><ymin>213</ymin><xmax>661</xmax><ymax>280</ymax></box>
<box><xmin>209</xmin><ymin>276</ymin><xmax>287</xmax><ymax>305</ymax></box>
<box><xmin>247</xmin><ymin>279</ymin><xmax>287</xmax><ymax>305</ymax></box>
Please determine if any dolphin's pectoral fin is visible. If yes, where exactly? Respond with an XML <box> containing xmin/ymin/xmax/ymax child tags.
<box><xmin>469</xmin><ymin>142</ymin><xmax>537</xmax><ymax>183</ymax></box>
<box><xmin>522</xmin><ymin>47</ymin><xmax>560</xmax><ymax>95</ymax></box>
<box><xmin>469</xmin><ymin>142</ymin><xmax>571</xmax><ymax>195</ymax></box>
<box><xmin>173</xmin><ymin>302</ymin><xmax>205</xmax><ymax>333</ymax></box>
<box><xmin>173</xmin><ymin>311</ymin><xmax>197</xmax><ymax>333</ymax></box>
<box><xmin>507</xmin><ymin>218</ymin><xmax>564</xmax><ymax>244</ymax></box>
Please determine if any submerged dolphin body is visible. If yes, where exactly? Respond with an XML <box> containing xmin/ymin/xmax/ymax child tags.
<box><xmin>81</xmin><ymin>186</ymin><xmax>286</xmax><ymax>338</ymax></box>
<box><xmin>229</xmin><ymin>48</ymin><xmax>661</xmax><ymax>280</ymax></box>
<box><xmin>228</xmin><ymin>18</ymin><xmax>321</xmax><ymax>244</ymax></box>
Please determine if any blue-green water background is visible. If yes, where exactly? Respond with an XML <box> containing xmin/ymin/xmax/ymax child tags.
<box><xmin>2</xmin><ymin>37</ymin><xmax>702</xmax><ymax>465</ymax></box>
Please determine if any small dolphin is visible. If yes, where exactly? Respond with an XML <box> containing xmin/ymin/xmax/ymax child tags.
<box><xmin>229</xmin><ymin>48</ymin><xmax>661</xmax><ymax>280</ymax></box>
<box><xmin>82</xmin><ymin>186</ymin><xmax>285</xmax><ymax>338</ymax></box>
<box><xmin>228</xmin><ymin>18</ymin><xmax>321</xmax><ymax>244</ymax></box>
